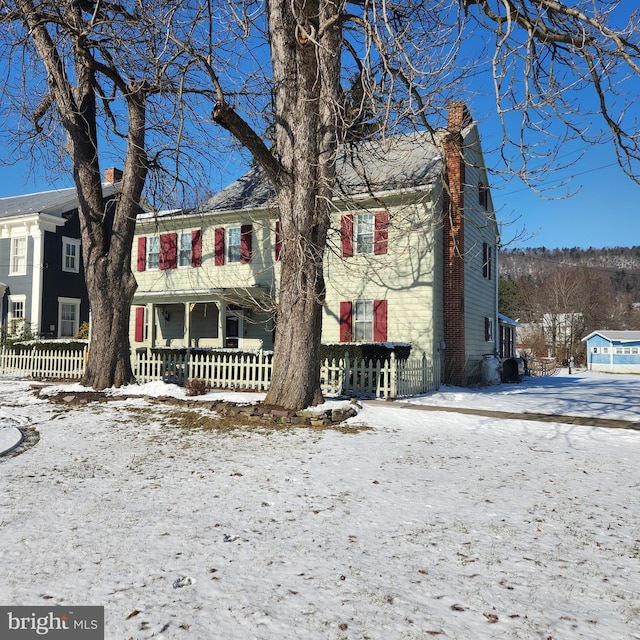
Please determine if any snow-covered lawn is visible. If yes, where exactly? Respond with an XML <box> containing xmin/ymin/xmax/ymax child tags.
<box><xmin>0</xmin><ymin>370</ymin><xmax>639</xmax><ymax>639</ymax></box>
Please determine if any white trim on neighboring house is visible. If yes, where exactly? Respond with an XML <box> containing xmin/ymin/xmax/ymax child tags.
<box><xmin>62</xmin><ymin>236</ymin><xmax>81</xmax><ymax>273</ymax></box>
<box><xmin>31</xmin><ymin>227</ymin><xmax>44</xmax><ymax>335</ymax></box>
<box><xmin>57</xmin><ymin>297</ymin><xmax>81</xmax><ymax>337</ymax></box>
<box><xmin>7</xmin><ymin>293</ymin><xmax>27</xmax><ymax>336</ymax></box>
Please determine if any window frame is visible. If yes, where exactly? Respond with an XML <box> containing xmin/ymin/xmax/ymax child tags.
<box><xmin>146</xmin><ymin>235</ymin><xmax>160</xmax><ymax>270</ymax></box>
<box><xmin>62</xmin><ymin>236</ymin><xmax>81</xmax><ymax>273</ymax></box>
<box><xmin>8</xmin><ymin>294</ymin><xmax>26</xmax><ymax>336</ymax></box>
<box><xmin>226</xmin><ymin>227</ymin><xmax>242</xmax><ymax>264</ymax></box>
<box><xmin>355</xmin><ymin>213</ymin><xmax>375</xmax><ymax>255</ymax></box>
<box><xmin>10</xmin><ymin>236</ymin><xmax>27</xmax><ymax>276</ymax></box>
<box><xmin>178</xmin><ymin>231</ymin><xmax>192</xmax><ymax>268</ymax></box>
<box><xmin>58</xmin><ymin>297</ymin><xmax>81</xmax><ymax>338</ymax></box>
<box><xmin>353</xmin><ymin>300</ymin><xmax>374</xmax><ymax>341</ymax></box>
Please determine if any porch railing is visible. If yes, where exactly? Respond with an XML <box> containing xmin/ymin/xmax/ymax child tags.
<box><xmin>0</xmin><ymin>346</ymin><xmax>441</xmax><ymax>400</ymax></box>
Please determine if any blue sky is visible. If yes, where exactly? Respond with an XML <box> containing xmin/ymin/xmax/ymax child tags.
<box><xmin>490</xmin><ymin>142</ymin><xmax>640</xmax><ymax>251</ymax></box>
<box><xmin>2</xmin><ymin>131</ymin><xmax>636</xmax><ymax>251</ymax></box>
<box><xmin>1</xmin><ymin>113</ymin><xmax>637</xmax><ymax>252</ymax></box>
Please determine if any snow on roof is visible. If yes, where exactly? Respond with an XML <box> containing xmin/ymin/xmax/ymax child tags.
<box><xmin>205</xmin><ymin>130</ymin><xmax>443</xmax><ymax>213</ymax></box>
<box><xmin>0</xmin><ymin>183</ymin><xmax>119</xmax><ymax>219</ymax></box>
<box><xmin>581</xmin><ymin>330</ymin><xmax>640</xmax><ymax>343</ymax></box>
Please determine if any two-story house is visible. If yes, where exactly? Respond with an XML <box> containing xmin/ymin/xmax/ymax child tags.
<box><xmin>0</xmin><ymin>170</ymin><xmax>121</xmax><ymax>340</ymax></box>
<box><xmin>131</xmin><ymin>103</ymin><xmax>499</xmax><ymax>385</ymax></box>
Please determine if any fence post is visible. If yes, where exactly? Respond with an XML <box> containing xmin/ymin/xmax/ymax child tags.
<box><xmin>390</xmin><ymin>352</ymin><xmax>398</xmax><ymax>399</ymax></box>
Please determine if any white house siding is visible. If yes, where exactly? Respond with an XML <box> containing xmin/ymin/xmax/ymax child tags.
<box><xmin>322</xmin><ymin>193</ymin><xmax>440</xmax><ymax>360</ymax></box>
<box><xmin>131</xmin><ymin>208</ymin><xmax>279</xmax><ymax>351</ymax></box>
<box><xmin>461</xmin><ymin>127</ymin><xmax>499</xmax><ymax>382</ymax></box>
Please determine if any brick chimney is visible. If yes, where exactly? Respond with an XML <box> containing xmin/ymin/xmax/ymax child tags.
<box><xmin>442</xmin><ymin>102</ymin><xmax>470</xmax><ymax>386</ymax></box>
<box><xmin>103</xmin><ymin>167</ymin><xmax>123</xmax><ymax>183</ymax></box>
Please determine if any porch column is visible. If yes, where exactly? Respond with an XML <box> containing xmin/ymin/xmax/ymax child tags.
<box><xmin>218</xmin><ymin>299</ymin><xmax>226</xmax><ymax>348</ymax></box>
<box><xmin>184</xmin><ymin>302</ymin><xmax>192</xmax><ymax>347</ymax></box>
<box><xmin>149</xmin><ymin>303</ymin><xmax>157</xmax><ymax>348</ymax></box>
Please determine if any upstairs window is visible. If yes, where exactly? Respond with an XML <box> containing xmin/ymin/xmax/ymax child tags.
<box><xmin>356</xmin><ymin>214</ymin><xmax>374</xmax><ymax>254</ymax></box>
<box><xmin>479</xmin><ymin>182</ymin><xmax>489</xmax><ymax>210</ymax></box>
<box><xmin>341</xmin><ymin>211</ymin><xmax>388</xmax><ymax>257</ymax></box>
<box><xmin>178</xmin><ymin>232</ymin><xmax>192</xmax><ymax>267</ymax></box>
<box><xmin>10</xmin><ymin>237</ymin><xmax>26</xmax><ymax>275</ymax></box>
<box><xmin>227</xmin><ymin>227</ymin><xmax>242</xmax><ymax>264</ymax></box>
<box><xmin>62</xmin><ymin>237</ymin><xmax>81</xmax><ymax>273</ymax></box>
<box><xmin>482</xmin><ymin>242</ymin><xmax>492</xmax><ymax>279</ymax></box>
<box><xmin>214</xmin><ymin>225</ymin><xmax>252</xmax><ymax>266</ymax></box>
<box><xmin>147</xmin><ymin>236</ymin><xmax>160</xmax><ymax>270</ymax></box>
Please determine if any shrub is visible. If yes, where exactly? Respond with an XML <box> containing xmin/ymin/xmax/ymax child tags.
<box><xmin>184</xmin><ymin>378</ymin><xmax>209</xmax><ymax>396</ymax></box>
<box><xmin>320</xmin><ymin>342</ymin><xmax>411</xmax><ymax>363</ymax></box>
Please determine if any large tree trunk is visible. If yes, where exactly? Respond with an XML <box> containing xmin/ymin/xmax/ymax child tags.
<box><xmin>19</xmin><ymin>0</ymin><xmax>148</xmax><ymax>390</ymax></box>
<box><xmin>78</xmin><ymin>93</ymin><xmax>148</xmax><ymax>390</ymax></box>
<box><xmin>263</xmin><ymin>0</ymin><xmax>342</xmax><ymax>410</ymax></box>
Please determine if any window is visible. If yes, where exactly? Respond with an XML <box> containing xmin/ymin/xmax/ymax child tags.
<box><xmin>603</xmin><ymin>347</ymin><xmax>609</xmax><ymax>354</ymax></box>
<box><xmin>62</xmin><ymin>237</ymin><xmax>81</xmax><ymax>273</ymax></box>
<box><xmin>485</xmin><ymin>316</ymin><xmax>494</xmax><ymax>342</ymax></box>
<box><xmin>632</xmin><ymin>348</ymin><xmax>639</xmax><ymax>355</ymax></box>
<box><xmin>356</xmin><ymin>214</ymin><xmax>374</xmax><ymax>254</ymax></box>
<box><xmin>8</xmin><ymin>295</ymin><xmax>26</xmax><ymax>335</ymax></box>
<box><xmin>479</xmin><ymin>182</ymin><xmax>489</xmax><ymax>210</ymax></box>
<box><xmin>339</xmin><ymin>299</ymin><xmax>388</xmax><ymax>342</ymax></box>
<box><xmin>58</xmin><ymin>298</ymin><xmax>81</xmax><ymax>337</ymax></box>
<box><xmin>10</xmin><ymin>237</ymin><xmax>27</xmax><ymax>275</ymax></box>
<box><xmin>354</xmin><ymin>300</ymin><xmax>373</xmax><ymax>341</ymax></box>
<box><xmin>147</xmin><ymin>236</ymin><xmax>160</xmax><ymax>270</ymax></box>
<box><xmin>227</xmin><ymin>227</ymin><xmax>242</xmax><ymax>263</ymax></box>
<box><xmin>214</xmin><ymin>225</ymin><xmax>252</xmax><ymax>266</ymax></box>
<box><xmin>341</xmin><ymin>211</ymin><xmax>388</xmax><ymax>257</ymax></box>
<box><xmin>482</xmin><ymin>242</ymin><xmax>492</xmax><ymax>279</ymax></box>
<box><xmin>615</xmin><ymin>347</ymin><xmax>623</xmax><ymax>354</ymax></box>
<box><xmin>178</xmin><ymin>232</ymin><xmax>192</xmax><ymax>267</ymax></box>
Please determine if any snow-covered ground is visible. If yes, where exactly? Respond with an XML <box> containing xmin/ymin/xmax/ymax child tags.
<box><xmin>0</xmin><ymin>370</ymin><xmax>639</xmax><ymax>639</ymax></box>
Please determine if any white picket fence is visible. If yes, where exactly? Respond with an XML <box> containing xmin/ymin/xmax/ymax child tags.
<box><xmin>0</xmin><ymin>346</ymin><xmax>440</xmax><ymax>399</ymax></box>
<box><xmin>0</xmin><ymin>346</ymin><xmax>87</xmax><ymax>380</ymax></box>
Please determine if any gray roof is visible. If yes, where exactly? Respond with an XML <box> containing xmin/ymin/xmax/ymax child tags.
<box><xmin>0</xmin><ymin>183</ymin><xmax>119</xmax><ymax>220</ymax></box>
<box><xmin>582</xmin><ymin>330</ymin><xmax>640</xmax><ymax>343</ymax></box>
<box><xmin>205</xmin><ymin>130</ymin><xmax>443</xmax><ymax>213</ymax></box>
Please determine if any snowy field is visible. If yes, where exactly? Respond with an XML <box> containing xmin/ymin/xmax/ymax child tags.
<box><xmin>0</xmin><ymin>370</ymin><xmax>639</xmax><ymax>639</ymax></box>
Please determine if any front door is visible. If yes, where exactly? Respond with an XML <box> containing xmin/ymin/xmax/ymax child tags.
<box><xmin>225</xmin><ymin>314</ymin><xmax>241</xmax><ymax>348</ymax></box>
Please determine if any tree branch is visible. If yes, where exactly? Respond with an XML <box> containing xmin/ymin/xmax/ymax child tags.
<box><xmin>212</xmin><ymin>100</ymin><xmax>283</xmax><ymax>186</ymax></box>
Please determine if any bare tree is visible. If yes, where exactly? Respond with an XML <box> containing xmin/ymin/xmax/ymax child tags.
<box><xmin>0</xmin><ymin>0</ymin><xmax>225</xmax><ymax>389</ymax></box>
<box><xmin>2</xmin><ymin>1</ymin><xmax>640</xmax><ymax>408</ymax></box>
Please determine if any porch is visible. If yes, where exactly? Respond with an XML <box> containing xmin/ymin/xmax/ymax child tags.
<box><xmin>132</xmin><ymin>288</ymin><xmax>274</xmax><ymax>351</ymax></box>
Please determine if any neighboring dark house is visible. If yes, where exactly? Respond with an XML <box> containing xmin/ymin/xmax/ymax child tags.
<box><xmin>0</xmin><ymin>171</ymin><xmax>120</xmax><ymax>340</ymax></box>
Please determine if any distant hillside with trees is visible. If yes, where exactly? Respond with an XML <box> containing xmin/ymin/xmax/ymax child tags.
<box><xmin>499</xmin><ymin>246</ymin><xmax>640</xmax><ymax>363</ymax></box>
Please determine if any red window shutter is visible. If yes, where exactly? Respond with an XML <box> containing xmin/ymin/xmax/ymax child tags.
<box><xmin>214</xmin><ymin>227</ymin><xmax>225</xmax><ymax>266</ymax></box>
<box><xmin>275</xmin><ymin>220</ymin><xmax>282</xmax><ymax>261</ymax></box>
<box><xmin>240</xmin><ymin>224</ymin><xmax>253</xmax><ymax>264</ymax></box>
<box><xmin>339</xmin><ymin>301</ymin><xmax>353</xmax><ymax>342</ymax></box>
<box><xmin>159</xmin><ymin>233</ymin><xmax>177</xmax><ymax>270</ymax></box>
<box><xmin>341</xmin><ymin>214</ymin><xmax>353</xmax><ymax>257</ymax></box>
<box><xmin>137</xmin><ymin>237</ymin><xmax>146</xmax><ymax>272</ymax></box>
<box><xmin>191</xmin><ymin>229</ymin><xmax>202</xmax><ymax>267</ymax></box>
<box><xmin>374</xmin><ymin>211</ymin><xmax>389</xmax><ymax>255</ymax></box>
<box><xmin>373</xmin><ymin>299</ymin><xmax>388</xmax><ymax>342</ymax></box>
<box><xmin>134</xmin><ymin>307</ymin><xmax>145</xmax><ymax>342</ymax></box>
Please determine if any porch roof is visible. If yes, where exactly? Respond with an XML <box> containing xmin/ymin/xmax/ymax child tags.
<box><xmin>133</xmin><ymin>287</ymin><xmax>271</xmax><ymax>306</ymax></box>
